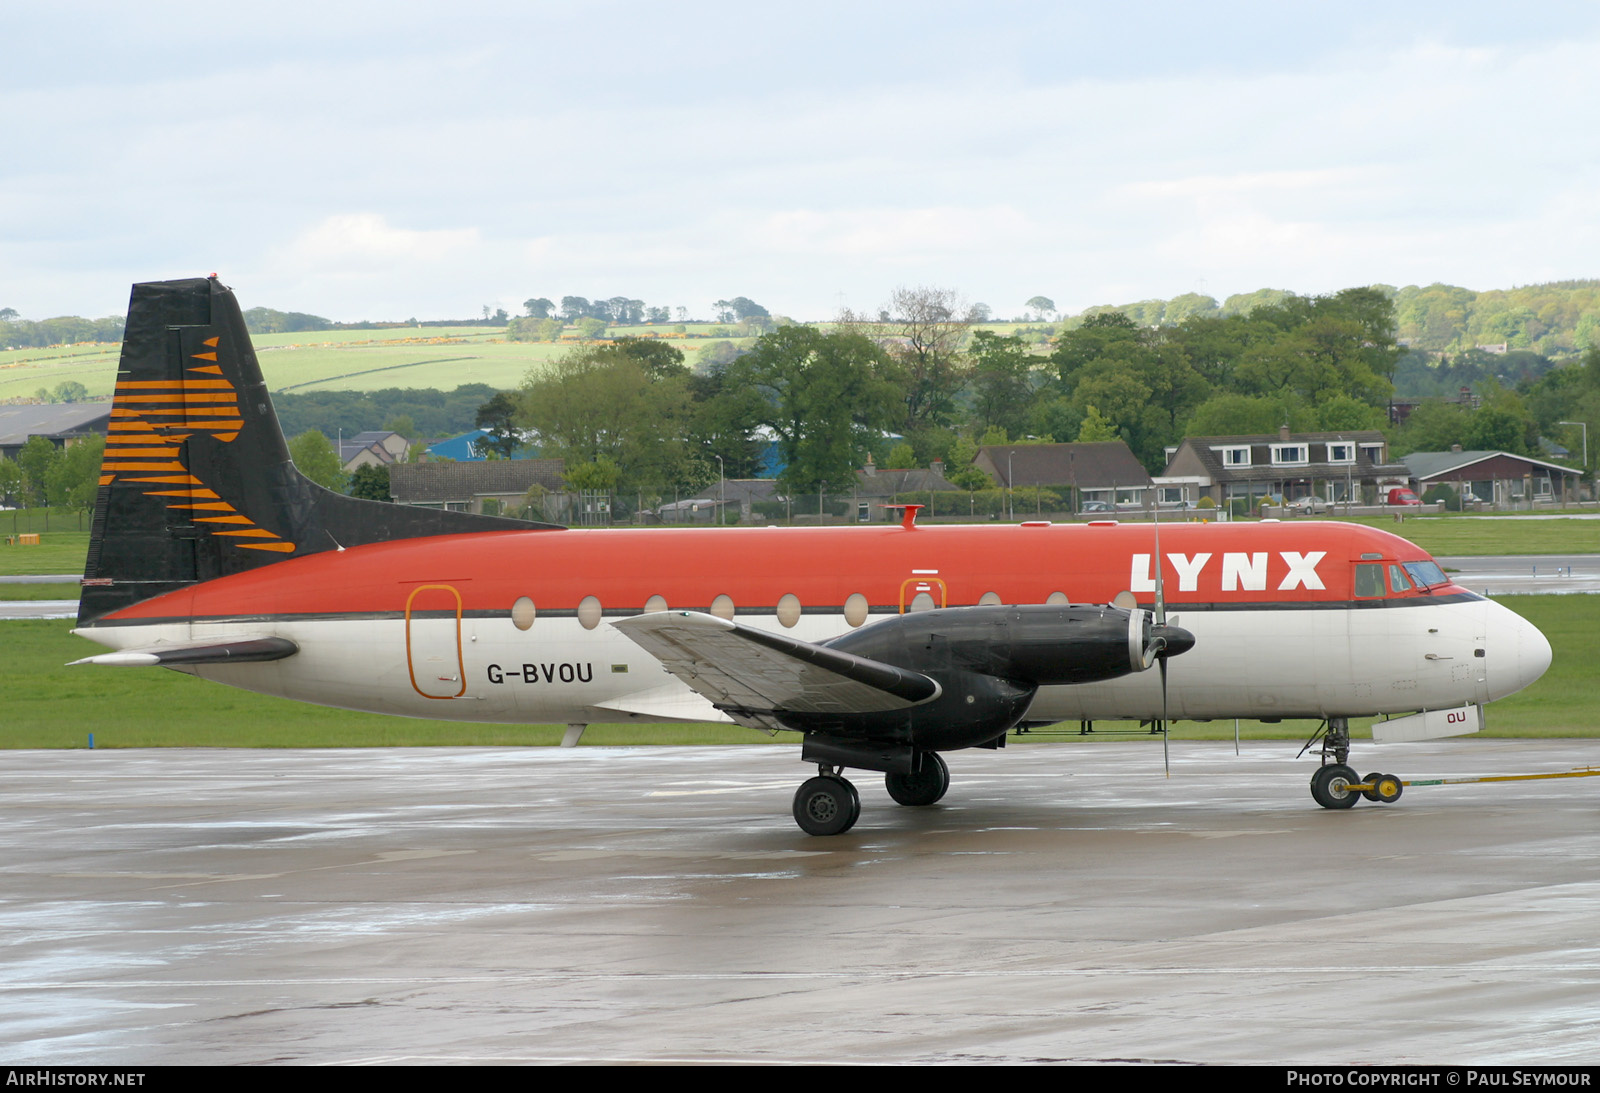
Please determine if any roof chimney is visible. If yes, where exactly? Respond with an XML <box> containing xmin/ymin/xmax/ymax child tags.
<box><xmin>930</xmin><ymin>459</ymin><xmax>945</xmax><ymax>478</ymax></box>
<box><xmin>1451</xmin><ymin>443</ymin><xmax>1462</xmax><ymax>452</ymax></box>
<box><xmin>1279</xmin><ymin>424</ymin><xmax>1291</xmax><ymax>441</ymax></box>
<box><xmin>864</xmin><ymin>453</ymin><xmax>876</xmax><ymax>477</ymax></box>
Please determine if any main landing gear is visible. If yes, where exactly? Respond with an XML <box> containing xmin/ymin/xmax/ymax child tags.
<box><xmin>1305</xmin><ymin>717</ymin><xmax>1404</xmax><ymax>810</ymax></box>
<box><xmin>790</xmin><ymin>752</ymin><xmax>951</xmax><ymax>835</ymax></box>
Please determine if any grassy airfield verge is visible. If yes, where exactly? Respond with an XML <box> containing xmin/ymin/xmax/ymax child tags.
<box><xmin>0</xmin><ymin>595</ymin><xmax>1584</xmax><ymax>748</ymax></box>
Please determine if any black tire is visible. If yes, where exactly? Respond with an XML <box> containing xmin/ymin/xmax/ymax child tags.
<box><xmin>1310</xmin><ymin>764</ymin><xmax>1362</xmax><ymax>810</ymax></box>
<box><xmin>885</xmin><ymin>752</ymin><xmax>950</xmax><ymax>806</ymax></box>
<box><xmin>1362</xmin><ymin>771</ymin><xmax>1385</xmax><ymax>803</ymax></box>
<box><xmin>793</xmin><ymin>775</ymin><xmax>860</xmax><ymax>835</ymax></box>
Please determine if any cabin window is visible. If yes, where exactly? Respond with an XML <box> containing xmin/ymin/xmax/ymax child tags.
<box><xmin>578</xmin><ymin>595</ymin><xmax>602</xmax><ymax>630</ymax></box>
<box><xmin>908</xmin><ymin>591</ymin><xmax>936</xmax><ymax>613</ymax></box>
<box><xmin>776</xmin><ymin>593</ymin><xmax>802</xmax><ymax>627</ymax></box>
<box><xmin>979</xmin><ymin>591</ymin><xmax>1002</xmax><ymax>606</ymax></box>
<box><xmin>643</xmin><ymin>595</ymin><xmax>668</xmax><ymax>613</ymax></box>
<box><xmin>1046</xmin><ymin>591</ymin><xmax>1069</xmax><ymax>605</ymax></box>
<box><xmin>710</xmin><ymin>594</ymin><xmax>735</xmax><ymax>620</ymax></box>
<box><xmin>844</xmin><ymin>593</ymin><xmax>869</xmax><ymax>627</ymax></box>
<box><xmin>1354</xmin><ymin>564</ymin><xmax>1385</xmax><ymax>598</ymax></box>
<box><xmin>511</xmin><ymin>596</ymin><xmax>536</xmax><ymax>631</ymax></box>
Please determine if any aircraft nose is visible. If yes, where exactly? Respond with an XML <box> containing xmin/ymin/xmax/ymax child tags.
<box><xmin>1483</xmin><ymin>600</ymin><xmax>1552</xmax><ymax>699</ymax></box>
<box><xmin>1513</xmin><ymin>608</ymin><xmax>1553</xmax><ymax>692</ymax></box>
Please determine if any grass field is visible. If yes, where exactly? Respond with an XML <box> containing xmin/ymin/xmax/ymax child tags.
<box><xmin>1343</xmin><ymin>513</ymin><xmax>1599</xmax><ymax>555</ymax></box>
<box><xmin>0</xmin><ymin>323</ymin><xmax>749</xmax><ymax>399</ymax></box>
<box><xmin>0</xmin><ymin>595</ymin><xmax>1584</xmax><ymax>749</ymax></box>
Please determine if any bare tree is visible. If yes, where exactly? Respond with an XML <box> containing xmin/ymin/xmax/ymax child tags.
<box><xmin>839</xmin><ymin>286</ymin><xmax>980</xmax><ymax>431</ymax></box>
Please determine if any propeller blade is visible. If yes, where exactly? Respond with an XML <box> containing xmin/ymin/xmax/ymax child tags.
<box><xmin>1161</xmin><ymin>656</ymin><xmax>1170</xmax><ymax>777</ymax></box>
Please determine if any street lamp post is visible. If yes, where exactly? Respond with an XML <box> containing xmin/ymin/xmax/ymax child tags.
<box><xmin>714</xmin><ymin>454</ymin><xmax>725</xmax><ymax>525</ymax></box>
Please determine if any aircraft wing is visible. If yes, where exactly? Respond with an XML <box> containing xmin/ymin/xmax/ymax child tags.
<box><xmin>611</xmin><ymin>611</ymin><xmax>940</xmax><ymax>732</ymax></box>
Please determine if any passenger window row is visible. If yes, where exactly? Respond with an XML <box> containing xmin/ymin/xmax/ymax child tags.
<box><xmin>509</xmin><ymin>591</ymin><xmax>1071</xmax><ymax>631</ymax></box>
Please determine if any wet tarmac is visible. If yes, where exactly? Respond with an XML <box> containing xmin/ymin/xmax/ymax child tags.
<box><xmin>3</xmin><ymin>741</ymin><xmax>1598</xmax><ymax>1065</ymax></box>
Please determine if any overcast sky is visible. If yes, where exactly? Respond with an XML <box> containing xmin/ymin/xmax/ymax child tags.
<box><xmin>6</xmin><ymin>1</ymin><xmax>1600</xmax><ymax>323</ymax></box>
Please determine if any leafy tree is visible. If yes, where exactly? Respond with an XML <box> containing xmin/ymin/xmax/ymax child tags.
<box><xmin>516</xmin><ymin>343</ymin><xmax>697</xmax><ymax>496</ymax></box>
<box><xmin>52</xmin><ymin>381</ymin><xmax>88</xmax><ymax>403</ymax></box>
<box><xmin>968</xmin><ymin>331</ymin><xmax>1037</xmax><ymax>439</ymax></box>
<box><xmin>16</xmin><ymin>436</ymin><xmax>59</xmax><ymax>507</ymax></box>
<box><xmin>565</xmin><ymin>457</ymin><xmax>622</xmax><ymax>492</ymax></box>
<box><xmin>348</xmin><ymin>463</ymin><xmax>391</xmax><ymax>501</ymax></box>
<box><xmin>474</xmin><ymin>393</ymin><xmax>522</xmax><ymax>458</ymax></box>
<box><xmin>725</xmin><ymin>327</ymin><xmax>900</xmax><ymax>494</ymax></box>
<box><xmin>841</xmin><ymin>286</ymin><xmax>980</xmax><ymax>432</ymax></box>
<box><xmin>289</xmin><ymin>430</ymin><xmax>348</xmax><ymax>491</ymax></box>
<box><xmin>1025</xmin><ymin>296</ymin><xmax>1056</xmax><ymax>320</ymax></box>
<box><xmin>885</xmin><ymin>441</ymin><xmax>917</xmax><ymax>469</ymax></box>
<box><xmin>1076</xmin><ymin>404</ymin><xmax>1120</xmax><ymax>442</ymax></box>
<box><xmin>382</xmin><ymin>414</ymin><xmax>415</xmax><ymax>440</ymax></box>
<box><xmin>44</xmin><ymin>436</ymin><xmax>105</xmax><ymax>513</ymax></box>
<box><xmin>523</xmin><ymin>298</ymin><xmax>554</xmax><ymax>319</ymax></box>
<box><xmin>574</xmin><ymin>317</ymin><xmax>607</xmax><ymax>340</ymax></box>
<box><xmin>0</xmin><ymin>307</ymin><xmax>17</xmax><ymax>321</ymax></box>
<box><xmin>0</xmin><ymin>454</ymin><xmax>26</xmax><ymax>503</ymax></box>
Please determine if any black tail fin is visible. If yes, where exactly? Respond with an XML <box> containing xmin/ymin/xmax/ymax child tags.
<box><xmin>80</xmin><ymin>276</ymin><xmax>556</xmax><ymax>624</ymax></box>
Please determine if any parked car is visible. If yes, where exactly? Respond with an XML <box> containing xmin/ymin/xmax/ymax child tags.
<box><xmin>1286</xmin><ymin>495</ymin><xmax>1330</xmax><ymax>514</ymax></box>
<box><xmin>1385</xmin><ymin>487</ymin><xmax>1422</xmax><ymax>506</ymax></box>
<box><xmin>1077</xmin><ymin>501</ymin><xmax>1114</xmax><ymax>515</ymax></box>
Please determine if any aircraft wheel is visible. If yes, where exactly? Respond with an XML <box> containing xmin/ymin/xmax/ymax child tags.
<box><xmin>1361</xmin><ymin>772</ymin><xmax>1384</xmax><ymax>803</ymax></box>
<box><xmin>885</xmin><ymin>752</ymin><xmax>950</xmax><ymax>806</ymax></box>
<box><xmin>793</xmin><ymin>775</ymin><xmax>861</xmax><ymax>836</ymax></box>
<box><xmin>1370</xmin><ymin>772</ymin><xmax>1403</xmax><ymax>804</ymax></box>
<box><xmin>1310</xmin><ymin>764</ymin><xmax>1362</xmax><ymax>810</ymax></box>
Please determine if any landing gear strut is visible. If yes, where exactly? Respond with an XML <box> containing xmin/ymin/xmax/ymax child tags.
<box><xmin>792</xmin><ymin>768</ymin><xmax>861</xmax><ymax>836</ymax></box>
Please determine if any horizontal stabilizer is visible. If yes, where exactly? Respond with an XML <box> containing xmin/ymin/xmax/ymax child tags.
<box><xmin>611</xmin><ymin>611</ymin><xmax>940</xmax><ymax>730</ymax></box>
<box><xmin>70</xmin><ymin>636</ymin><xmax>299</xmax><ymax>667</ymax></box>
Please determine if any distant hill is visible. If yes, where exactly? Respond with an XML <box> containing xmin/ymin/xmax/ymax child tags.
<box><xmin>1058</xmin><ymin>280</ymin><xmax>1600</xmax><ymax>358</ymax></box>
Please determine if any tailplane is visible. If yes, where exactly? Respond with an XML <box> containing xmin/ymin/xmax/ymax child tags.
<box><xmin>80</xmin><ymin>276</ymin><xmax>556</xmax><ymax>624</ymax></box>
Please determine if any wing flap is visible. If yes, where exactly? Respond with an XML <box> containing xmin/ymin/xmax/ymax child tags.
<box><xmin>611</xmin><ymin>611</ymin><xmax>939</xmax><ymax>723</ymax></box>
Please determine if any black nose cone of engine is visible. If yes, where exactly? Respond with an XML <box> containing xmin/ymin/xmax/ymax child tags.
<box><xmin>1155</xmin><ymin>624</ymin><xmax>1195</xmax><ymax>659</ymax></box>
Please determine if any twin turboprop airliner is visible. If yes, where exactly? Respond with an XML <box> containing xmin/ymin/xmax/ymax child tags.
<box><xmin>70</xmin><ymin>278</ymin><xmax>1553</xmax><ymax>835</ymax></box>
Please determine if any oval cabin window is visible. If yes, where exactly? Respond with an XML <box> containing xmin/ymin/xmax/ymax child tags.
<box><xmin>979</xmin><ymin>591</ymin><xmax>1002</xmax><ymax>606</ymax></box>
<box><xmin>578</xmin><ymin>595</ymin><xmax>603</xmax><ymax>630</ymax></box>
<box><xmin>643</xmin><ymin>594</ymin><xmax>668</xmax><ymax>613</ymax></box>
<box><xmin>710</xmin><ymin>594</ymin><xmax>735</xmax><ymax>620</ymax></box>
<box><xmin>776</xmin><ymin>593</ymin><xmax>802</xmax><ymax>628</ymax></box>
<box><xmin>511</xmin><ymin>596</ymin><xmax>536</xmax><ymax>631</ymax></box>
<box><xmin>1046</xmin><ymin>591</ymin><xmax>1069</xmax><ymax>605</ymax></box>
<box><xmin>844</xmin><ymin>592</ymin><xmax>869</xmax><ymax>628</ymax></box>
<box><xmin>909</xmin><ymin>591</ymin><xmax>936</xmax><ymax>613</ymax></box>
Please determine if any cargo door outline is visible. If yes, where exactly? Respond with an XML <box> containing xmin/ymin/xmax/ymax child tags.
<box><xmin>406</xmin><ymin>584</ymin><xmax>466</xmax><ymax>699</ymax></box>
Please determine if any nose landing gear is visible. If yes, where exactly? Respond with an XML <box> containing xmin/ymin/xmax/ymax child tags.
<box><xmin>1304</xmin><ymin>717</ymin><xmax>1404</xmax><ymax>810</ymax></box>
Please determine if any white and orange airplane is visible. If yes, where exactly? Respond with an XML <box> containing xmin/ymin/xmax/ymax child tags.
<box><xmin>71</xmin><ymin>278</ymin><xmax>1553</xmax><ymax>834</ymax></box>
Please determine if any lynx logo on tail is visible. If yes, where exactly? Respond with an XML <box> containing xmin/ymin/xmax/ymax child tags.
<box><xmin>100</xmin><ymin>332</ymin><xmax>295</xmax><ymax>553</ymax></box>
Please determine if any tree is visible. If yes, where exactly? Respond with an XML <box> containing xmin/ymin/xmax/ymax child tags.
<box><xmin>516</xmin><ymin>343</ymin><xmax>698</xmax><ymax>496</ymax></box>
<box><xmin>523</xmin><ymin>298</ymin><xmax>554</xmax><ymax>319</ymax></box>
<box><xmin>1025</xmin><ymin>296</ymin><xmax>1056</xmax><ymax>320</ymax></box>
<box><xmin>0</xmin><ymin>307</ymin><xmax>18</xmax><ymax>321</ymax></box>
<box><xmin>841</xmin><ymin>285</ymin><xmax>980</xmax><ymax>432</ymax></box>
<box><xmin>574</xmin><ymin>316</ymin><xmax>607</xmax><ymax>340</ymax></box>
<box><xmin>44</xmin><ymin>436</ymin><xmax>105</xmax><ymax>513</ymax></box>
<box><xmin>289</xmin><ymin>430</ymin><xmax>348</xmax><ymax>491</ymax></box>
<box><xmin>52</xmin><ymin>381</ymin><xmax>88</xmax><ymax>403</ymax></box>
<box><xmin>0</xmin><ymin>454</ymin><xmax>26</xmax><ymax>504</ymax></box>
<box><xmin>725</xmin><ymin>327</ymin><xmax>901</xmax><ymax>494</ymax></box>
<box><xmin>968</xmin><ymin>331</ymin><xmax>1036</xmax><ymax>439</ymax></box>
<box><xmin>348</xmin><ymin>463</ymin><xmax>391</xmax><ymax>501</ymax></box>
<box><xmin>474</xmin><ymin>393</ymin><xmax>522</xmax><ymax>458</ymax></box>
<box><xmin>16</xmin><ymin>436</ymin><xmax>59</xmax><ymax>507</ymax></box>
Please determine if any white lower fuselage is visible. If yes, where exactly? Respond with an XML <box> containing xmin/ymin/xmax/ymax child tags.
<box><xmin>82</xmin><ymin>594</ymin><xmax>1546</xmax><ymax>732</ymax></box>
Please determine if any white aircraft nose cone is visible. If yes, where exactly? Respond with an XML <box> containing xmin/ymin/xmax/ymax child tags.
<box><xmin>1515</xmin><ymin>609</ymin><xmax>1553</xmax><ymax>692</ymax></box>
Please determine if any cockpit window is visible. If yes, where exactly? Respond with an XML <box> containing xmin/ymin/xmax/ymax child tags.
<box><xmin>1387</xmin><ymin>564</ymin><xmax>1412</xmax><ymax>592</ymax></box>
<box><xmin>1354</xmin><ymin>563</ymin><xmax>1385</xmax><ymax>598</ymax></box>
<box><xmin>1403</xmin><ymin>561</ymin><xmax>1447</xmax><ymax>590</ymax></box>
